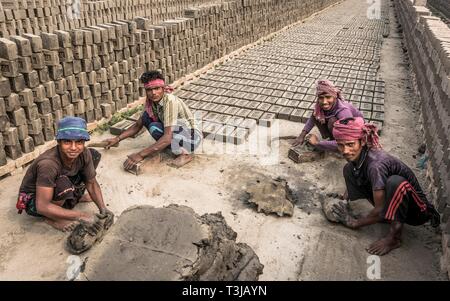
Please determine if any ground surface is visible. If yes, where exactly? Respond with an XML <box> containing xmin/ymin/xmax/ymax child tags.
<box><xmin>0</xmin><ymin>0</ymin><xmax>446</xmax><ymax>280</ymax></box>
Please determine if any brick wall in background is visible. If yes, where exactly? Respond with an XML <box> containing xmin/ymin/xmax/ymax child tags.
<box><xmin>395</xmin><ymin>0</ymin><xmax>450</xmax><ymax>278</ymax></box>
<box><xmin>428</xmin><ymin>0</ymin><xmax>450</xmax><ymax>19</ymax></box>
<box><xmin>0</xmin><ymin>0</ymin><xmax>341</xmax><ymax>173</ymax></box>
<box><xmin>0</xmin><ymin>0</ymin><xmax>216</xmax><ymax>36</ymax></box>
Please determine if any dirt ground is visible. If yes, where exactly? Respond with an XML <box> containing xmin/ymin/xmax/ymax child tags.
<box><xmin>0</xmin><ymin>2</ymin><xmax>447</xmax><ymax>281</ymax></box>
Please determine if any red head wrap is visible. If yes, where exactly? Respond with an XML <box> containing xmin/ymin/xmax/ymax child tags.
<box><xmin>332</xmin><ymin>117</ymin><xmax>382</xmax><ymax>149</ymax></box>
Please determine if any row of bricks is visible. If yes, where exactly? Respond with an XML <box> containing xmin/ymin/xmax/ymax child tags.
<box><xmin>182</xmin><ymin>83</ymin><xmax>385</xmax><ymax>102</ymax></box>
<box><xmin>396</xmin><ymin>1</ymin><xmax>450</xmax><ymax>225</ymax></box>
<box><xmin>0</xmin><ymin>0</ymin><xmax>215</xmax><ymax>36</ymax></box>
<box><xmin>427</xmin><ymin>0</ymin><xmax>450</xmax><ymax>19</ymax></box>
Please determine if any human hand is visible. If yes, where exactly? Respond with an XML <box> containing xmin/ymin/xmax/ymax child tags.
<box><xmin>292</xmin><ymin>132</ymin><xmax>306</xmax><ymax>147</ymax></box>
<box><xmin>103</xmin><ymin>137</ymin><xmax>120</xmax><ymax>149</ymax></box>
<box><xmin>96</xmin><ymin>207</ymin><xmax>114</xmax><ymax>229</ymax></box>
<box><xmin>123</xmin><ymin>153</ymin><xmax>144</xmax><ymax>170</ymax></box>
<box><xmin>78</xmin><ymin>214</ymin><xmax>103</xmax><ymax>235</ymax></box>
<box><xmin>331</xmin><ymin>202</ymin><xmax>358</xmax><ymax>229</ymax></box>
<box><xmin>307</xmin><ymin>134</ymin><xmax>319</xmax><ymax>146</ymax></box>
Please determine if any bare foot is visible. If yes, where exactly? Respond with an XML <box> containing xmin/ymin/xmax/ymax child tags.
<box><xmin>366</xmin><ymin>237</ymin><xmax>401</xmax><ymax>256</ymax></box>
<box><xmin>78</xmin><ymin>193</ymin><xmax>93</xmax><ymax>203</ymax></box>
<box><xmin>45</xmin><ymin>218</ymin><xmax>80</xmax><ymax>232</ymax></box>
<box><xmin>170</xmin><ymin>154</ymin><xmax>193</xmax><ymax>168</ymax></box>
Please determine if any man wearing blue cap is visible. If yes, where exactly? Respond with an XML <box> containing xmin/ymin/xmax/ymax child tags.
<box><xmin>16</xmin><ymin>117</ymin><xmax>113</xmax><ymax>232</ymax></box>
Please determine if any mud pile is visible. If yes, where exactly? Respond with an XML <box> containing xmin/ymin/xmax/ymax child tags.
<box><xmin>241</xmin><ymin>174</ymin><xmax>295</xmax><ymax>217</ymax></box>
<box><xmin>82</xmin><ymin>205</ymin><xmax>263</xmax><ymax>280</ymax></box>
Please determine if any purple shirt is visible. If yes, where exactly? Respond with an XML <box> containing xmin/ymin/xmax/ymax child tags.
<box><xmin>345</xmin><ymin>148</ymin><xmax>428</xmax><ymax>204</ymax></box>
<box><xmin>304</xmin><ymin>99</ymin><xmax>363</xmax><ymax>133</ymax></box>
<box><xmin>303</xmin><ymin>99</ymin><xmax>363</xmax><ymax>151</ymax></box>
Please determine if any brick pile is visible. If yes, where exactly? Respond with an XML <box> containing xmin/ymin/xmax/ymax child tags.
<box><xmin>395</xmin><ymin>0</ymin><xmax>450</xmax><ymax>277</ymax></box>
<box><xmin>428</xmin><ymin>0</ymin><xmax>450</xmax><ymax>19</ymax></box>
<box><xmin>0</xmin><ymin>0</ymin><xmax>215</xmax><ymax>37</ymax></box>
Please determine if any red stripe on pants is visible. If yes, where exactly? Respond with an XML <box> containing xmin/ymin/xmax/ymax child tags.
<box><xmin>385</xmin><ymin>181</ymin><xmax>408</xmax><ymax>220</ymax></box>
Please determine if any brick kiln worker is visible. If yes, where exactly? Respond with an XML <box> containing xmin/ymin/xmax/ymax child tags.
<box><xmin>16</xmin><ymin>117</ymin><xmax>113</xmax><ymax>233</ymax></box>
<box><xmin>330</xmin><ymin>117</ymin><xmax>440</xmax><ymax>255</ymax></box>
<box><xmin>293</xmin><ymin>80</ymin><xmax>364</xmax><ymax>152</ymax></box>
<box><xmin>103</xmin><ymin>70</ymin><xmax>202</xmax><ymax>169</ymax></box>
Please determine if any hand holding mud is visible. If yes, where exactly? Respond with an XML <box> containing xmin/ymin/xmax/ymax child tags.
<box><xmin>78</xmin><ymin>214</ymin><xmax>103</xmax><ymax>236</ymax></box>
<box><xmin>331</xmin><ymin>202</ymin><xmax>358</xmax><ymax>229</ymax></box>
<box><xmin>97</xmin><ymin>207</ymin><xmax>115</xmax><ymax>230</ymax></box>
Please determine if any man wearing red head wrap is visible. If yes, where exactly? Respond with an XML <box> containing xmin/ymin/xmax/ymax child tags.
<box><xmin>330</xmin><ymin>117</ymin><xmax>440</xmax><ymax>256</ymax></box>
<box><xmin>292</xmin><ymin>80</ymin><xmax>364</xmax><ymax>152</ymax></box>
<box><xmin>102</xmin><ymin>70</ymin><xmax>202</xmax><ymax>170</ymax></box>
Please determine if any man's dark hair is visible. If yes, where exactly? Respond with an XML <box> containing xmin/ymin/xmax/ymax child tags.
<box><xmin>140</xmin><ymin>70</ymin><xmax>164</xmax><ymax>84</ymax></box>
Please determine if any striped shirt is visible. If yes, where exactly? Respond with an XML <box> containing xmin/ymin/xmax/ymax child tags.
<box><xmin>153</xmin><ymin>93</ymin><xmax>199</xmax><ymax>131</ymax></box>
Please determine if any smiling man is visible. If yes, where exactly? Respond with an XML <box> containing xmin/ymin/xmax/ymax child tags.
<box><xmin>293</xmin><ymin>80</ymin><xmax>364</xmax><ymax>152</ymax></box>
<box><xmin>330</xmin><ymin>117</ymin><xmax>440</xmax><ymax>255</ymax></box>
<box><xmin>16</xmin><ymin>117</ymin><xmax>113</xmax><ymax>232</ymax></box>
<box><xmin>103</xmin><ymin>70</ymin><xmax>202</xmax><ymax>170</ymax></box>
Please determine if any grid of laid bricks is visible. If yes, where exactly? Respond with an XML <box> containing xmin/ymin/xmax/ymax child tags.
<box><xmin>176</xmin><ymin>0</ymin><xmax>389</xmax><ymax>144</ymax></box>
<box><xmin>395</xmin><ymin>0</ymin><xmax>450</xmax><ymax>277</ymax></box>
<box><xmin>0</xmin><ymin>0</ymin><xmax>341</xmax><ymax>173</ymax></box>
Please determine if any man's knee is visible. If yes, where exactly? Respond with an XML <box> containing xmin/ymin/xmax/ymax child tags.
<box><xmin>149</xmin><ymin>122</ymin><xmax>164</xmax><ymax>140</ymax></box>
<box><xmin>386</xmin><ymin>175</ymin><xmax>407</xmax><ymax>188</ymax></box>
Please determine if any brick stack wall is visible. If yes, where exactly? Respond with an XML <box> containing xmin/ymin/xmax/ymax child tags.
<box><xmin>0</xmin><ymin>0</ymin><xmax>216</xmax><ymax>37</ymax></box>
<box><xmin>395</xmin><ymin>0</ymin><xmax>450</xmax><ymax>278</ymax></box>
<box><xmin>428</xmin><ymin>0</ymin><xmax>450</xmax><ymax>19</ymax></box>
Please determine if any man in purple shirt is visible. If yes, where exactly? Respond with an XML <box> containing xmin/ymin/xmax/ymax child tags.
<box><xmin>330</xmin><ymin>117</ymin><xmax>440</xmax><ymax>256</ymax></box>
<box><xmin>293</xmin><ymin>80</ymin><xmax>364</xmax><ymax>152</ymax></box>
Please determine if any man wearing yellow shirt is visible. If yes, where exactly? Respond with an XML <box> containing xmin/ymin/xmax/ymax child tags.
<box><xmin>103</xmin><ymin>70</ymin><xmax>202</xmax><ymax>169</ymax></box>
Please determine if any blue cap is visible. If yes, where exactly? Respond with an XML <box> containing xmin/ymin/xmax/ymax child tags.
<box><xmin>56</xmin><ymin>117</ymin><xmax>90</xmax><ymax>141</ymax></box>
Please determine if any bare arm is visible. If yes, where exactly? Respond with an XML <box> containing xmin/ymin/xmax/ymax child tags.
<box><xmin>103</xmin><ymin>117</ymin><xmax>144</xmax><ymax>147</ymax></box>
<box><xmin>119</xmin><ymin>117</ymin><xmax>144</xmax><ymax>140</ymax></box>
<box><xmin>138</xmin><ymin>126</ymin><xmax>173</xmax><ymax>158</ymax></box>
<box><xmin>85</xmin><ymin>177</ymin><xmax>107</xmax><ymax>212</ymax></box>
<box><xmin>35</xmin><ymin>186</ymin><xmax>86</xmax><ymax>221</ymax></box>
<box><xmin>123</xmin><ymin>126</ymin><xmax>173</xmax><ymax>170</ymax></box>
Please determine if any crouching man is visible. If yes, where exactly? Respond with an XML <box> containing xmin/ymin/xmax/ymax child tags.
<box><xmin>102</xmin><ymin>70</ymin><xmax>202</xmax><ymax>170</ymax></box>
<box><xmin>293</xmin><ymin>79</ymin><xmax>364</xmax><ymax>152</ymax></box>
<box><xmin>331</xmin><ymin>117</ymin><xmax>440</xmax><ymax>255</ymax></box>
<box><xmin>16</xmin><ymin>117</ymin><xmax>113</xmax><ymax>232</ymax></box>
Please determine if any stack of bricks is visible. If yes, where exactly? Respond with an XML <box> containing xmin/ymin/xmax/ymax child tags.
<box><xmin>0</xmin><ymin>0</ymin><xmax>217</xmax><ymax>38</ymax></box>
<box><xmin>395</xmin><ymin>0</ymin><xmax>450</xmax><ymax>277</ymax></box>
<box><xmin>428</xmin><ymin>0</ymin><xmax>450</xmax><ymax>19</ymax></box>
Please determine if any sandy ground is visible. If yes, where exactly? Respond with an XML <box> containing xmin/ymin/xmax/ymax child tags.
<box><xmin>0</xmin><ymin>1</ymin><xmax>447</xmax><ymax>281</ymax></box>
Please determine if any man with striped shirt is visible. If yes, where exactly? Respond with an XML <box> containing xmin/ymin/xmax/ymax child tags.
<box><xmin>103</xmin><ymin>70</ymin><xmax>202</xmax><ymax>170</ymax></box>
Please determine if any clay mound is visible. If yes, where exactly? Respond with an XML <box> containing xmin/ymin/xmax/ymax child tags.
<box><xmin>242</xmin><ymin>174</ymin><xmax>295</xmax><ymax>217</ymax></box>
<box><xmin>83</xmin><ymin>205</ymin><xmax>263</xmax><ymax>281</ymax></box>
